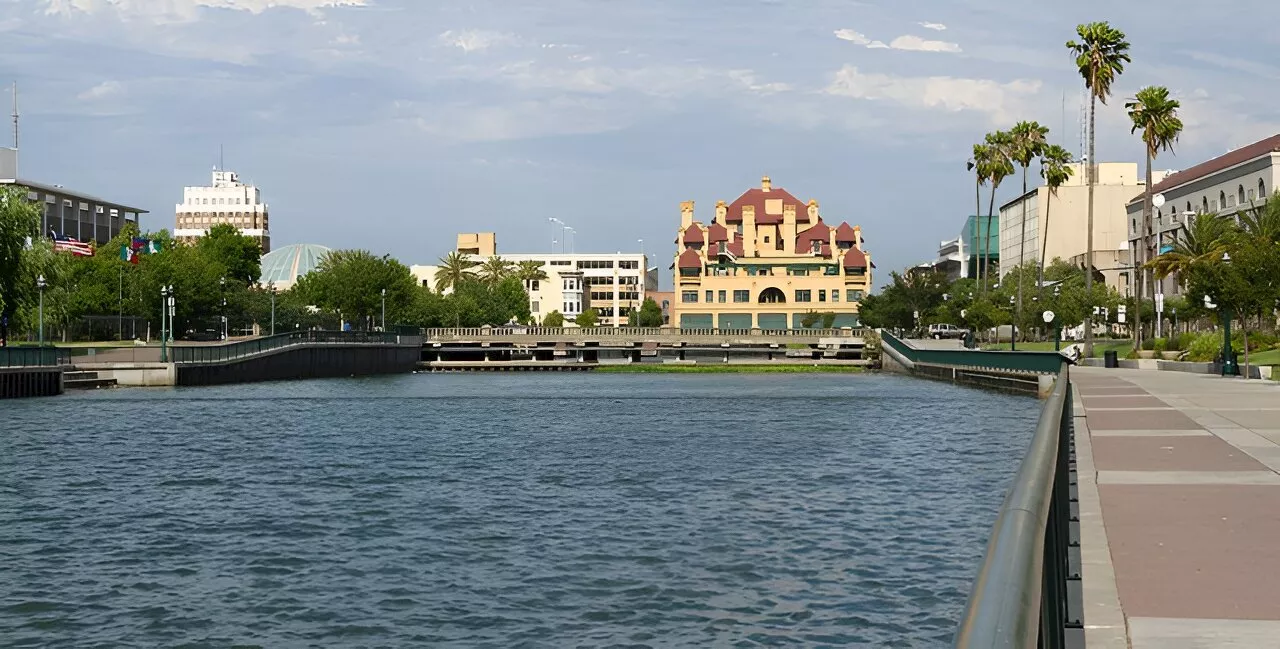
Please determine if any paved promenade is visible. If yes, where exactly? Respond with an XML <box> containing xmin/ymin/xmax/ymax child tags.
<box><xmin>1072</xmin><ymin>367</ymin><xmax>1280</xmax><ymax>648</ymax></box>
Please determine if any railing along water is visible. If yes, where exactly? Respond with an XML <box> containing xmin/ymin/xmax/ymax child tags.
<box><xmin>954</xmin><ymin>364</ymin><xmax>1073</xmax><ymax>648</ymax></box>
<box><xmin>170</xmin><ymin>330</ymin><xmax>416</xmax><ymax>364</ymax></box>
<box><xmin>0</xmin><ymin>346</ymin><xmax>72</xmax><ymax>368</ymax></box>
<box><xmin>423</xmin><ymin>326</ymin><xmax>867</xmax><ymax>339</ymax></box>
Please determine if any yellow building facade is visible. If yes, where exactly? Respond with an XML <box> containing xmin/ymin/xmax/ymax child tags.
<box><xmin>671</xmin><ymin>176</ymin><xmax>873</xmax><ymax>330</ymax></box>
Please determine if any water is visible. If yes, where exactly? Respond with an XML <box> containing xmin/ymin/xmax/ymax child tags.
<box><xmin>1</xmin><ymin>373</ymin><xmax>1040</xmax><ymax>648</ymax></box>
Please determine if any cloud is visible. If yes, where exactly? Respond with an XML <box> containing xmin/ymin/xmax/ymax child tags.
<box><xmin>438</xmin><ymin>29</ymin><xmax>517</xmax><ymax>53</ymax></box>
<box><xmin>42</xmin><ymin>0</ymin><xmax>366</xmax><ymax>22</ymax></box>
<box><xmin>1184</xmin><ymin>51</ymin><xmax>1280</xmax><ymax>80</ymax></box>
<box><xmin>834</xmin><ymin>29</ymin><xmax>887</xmax><ymax>49</ymax></box>
<box><xmin>888</xmin><ymin>35</ymin><xmax>961</xmax><ymax>53</ymax></box>
<box><xmin>728</xmin><ymin>70</ymin><xmax>790</xmax><ymax>95</ymax></box>
<box><xmin>77</xmin><ymin>80</ymin><xmax>123</xmax><ymax>100</ymax></box>
<box><xmin>918</xmin><ymin>22</ymin><xmax>946</xmax><ymax>31</ymax></box>
<box><xmin>835</xmin><ymin>29</ymin><xmax>960</xmax><ymax>53</ymax></box>
<box><xmin>824</xmin><ymin>65</ymin><xmax>1042</xmax><ymax>124</ymax></box>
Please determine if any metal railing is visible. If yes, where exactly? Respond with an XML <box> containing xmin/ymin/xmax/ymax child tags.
<box><xmin>881</xmin><ymin>331</ymin><xmax>1066</xmax><ymax>374</ymax></box>
<box><xmin>0</xmin><ymin>346</ymin><xmax>73</xmax><ymax>368</ymax></box>
<box><xmin>171</xmin><ymin>330</ymin><xmax>420</xmax><ymax>364</ymax></box>
<box><xmin>424</xmin><ymin>326</ymin><xmax>867</xmax><ymax>339</ymax></box>
<box><xmin>954</xmin><ymin>366</ymin><xmax>1074</xmax><ymax>648</ymax></box>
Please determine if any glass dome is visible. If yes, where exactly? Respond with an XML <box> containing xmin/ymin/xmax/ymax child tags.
<box><xmin>259</xmin><ymin>243</ymin><xmax>331</xmax><ymax>290</ymax></box>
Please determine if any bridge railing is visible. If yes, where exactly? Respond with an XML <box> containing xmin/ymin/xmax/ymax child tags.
<box><xmin>171</xmin><ymin>330</ymin><xmax>420</xmax><ymax>364</ymax></box>
<box><xmin>880</xmin><ymin>331</ymin><xmax>1066</xmax><ymax>374</ymax></box>
<box><xmin>0</xmin><ymin>346</ymin><xmax>73</xmax><ymax>368</ymax></box>
<box><xmin>423</xmin><ymin>326</ymin><xmax>867</xmax><ymax>339</ymax></box>
<box><xmin>954</xmin><ymin>364</ymin><xmax>1074</xmax><ymax>647</ymax></box>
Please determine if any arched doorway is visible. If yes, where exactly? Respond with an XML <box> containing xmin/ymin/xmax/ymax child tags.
<box><xmin>758</xmin><ymin>287</ymin><xmax>786</xmax><ymax>303</ymax></box>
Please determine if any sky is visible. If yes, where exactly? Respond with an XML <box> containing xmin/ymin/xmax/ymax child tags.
<box><xmin>3</xmin><ymin>0</ymin><xmax>1280</xmax><ymax>290</ymax></box>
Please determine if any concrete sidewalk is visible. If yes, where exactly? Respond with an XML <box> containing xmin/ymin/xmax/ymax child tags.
<box><xmin>1072</xmin><ymin>367</ymin><xmax>1280</xmax><ymax>648</ymax></box>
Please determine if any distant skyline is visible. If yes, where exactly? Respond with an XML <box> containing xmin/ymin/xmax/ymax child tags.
<box><xmin>3</xmin><ymin>0</ymin><xmax>1279</xmax><ymax>288</ymax></box>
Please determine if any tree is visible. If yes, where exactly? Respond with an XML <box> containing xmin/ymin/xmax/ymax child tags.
<box><xmin>967</xmin><ymin>144</ymin><xmax>990</xmax><ymax>285</ymax></box>
<box><xmin>0</xmin><ymin>187</ymin><xmax>41</xmax><ymax>345</ymax></box>
<box><xmin>302</xmin><ymin>250</ymin><xmax>418</xmax><ymax>329</ymax></box>
<box><xmin>492</xmin><ymin>276</ymin><xmax>531</xmax><ymax>324</ymax></box>
<box><xmin>1068</xmin><ymin>20</ymin><xmax>1131</xmax><ymax>357</ymax></box>
<box><xmin>478</xmin><ymin>255</ymin><xmax>514</xmax><ymax>285</ymax></box>
<box><xmin>1037</xmin><ymin>145</ymin><xmax>1075</xmax><ymax>300</ymax></box>
<box><xmin>1009</xmin><ymin>120</ymin><xmax>1050</xmax><ymax>331</ymax></box>
<box><xmin>515</xmin><ymin>260</ymin><xmax>549</xmax><ymax>285</ymax></box>
<box><xmin>800</xmin><ymin>311</ymin><xmax>822</xmax><ymax>328</ymax></box>
<box><xmin>435</xmin><ymin>251</ymin><xmax>477</xmax><ymax>293</ymax></box>
<box><xmin>1126</xmin><ymin>85</ymin><xmax>1184</xmax><ymax>349</ymax></box>
<box><xmin>978</xmin><ymin>131</ymin><xmax>1014</xmax><ymax>292</ymax></box>
<box><xmin>637</xmin><ymin>297</ymin><xmax>664</xmax><ymax>327</ymax></box>
<box><xmin>543</xmin><ymin>310</ymin><xmax>565</xmax><ymax>327</ymax></box>
<box><xmin>574</xmin><ymin>308</ymin><xmax>598</xmax><ymax>328</ymax></box>
<box><xmin>197</xmin><ymin>223</ymin><xmax>263</xmax><ymax>286</ymax></box>
<box><xmin>1147</xmin><ymin>214</ymin><xmax>1231</xmax><ymax>288</ymax></box>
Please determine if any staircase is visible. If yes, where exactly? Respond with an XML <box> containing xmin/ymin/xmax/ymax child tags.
<box><xmin>63</xmin><ymin>370</ymin><xmax>118</xmax><ymax>390</ymax></box>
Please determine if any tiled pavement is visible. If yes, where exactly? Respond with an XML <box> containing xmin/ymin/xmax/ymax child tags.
<box><xmin>1072</xmin><ymin>367</ymin><xmax>1280</xmax><ymax>648</ymax></box>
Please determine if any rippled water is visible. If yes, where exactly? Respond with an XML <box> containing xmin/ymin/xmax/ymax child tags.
<box><xmin>1</xmin><ymin>373</ymin><xmax>1039</xmax><ymax>647</ymax></box>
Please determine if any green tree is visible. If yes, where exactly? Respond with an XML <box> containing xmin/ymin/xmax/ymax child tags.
<box><xmin>197</xmin><ymin>223</ymin><xmax>263</xmax><ymax>286</ymax></box>
<box><xmin>478</xmin><ymin>255</ymin><xmax>514</xmax><ymax>285</ymax></box>
<box><xmin>1126</xmin><ymin>85</ymin><xmax>1184</xmax><ymax>348</ymax></box>
<box><xmin>1068</xmin><ymin>20</ymin><xmax>1131</xmax><ymax>356</ymax></box>
<box><xmin>0</xmin><ymin>187</ymin><xmax>41</xmax><ymax>344</ymax></box>
<box><xmin>575</xmin><ymin>308</ymin><xmax>599</xmax><ymax>328</ymax></box>
<box><xmin>302</xmin><ymin>250</ymin><xmax>417</xmax><ymax>329</ymax></box>
<box><xmin>1009</xmin><ymin>120</ymin><xmax>1050</xmax><ymax>327</ymax></box>
<box><xmin>637</xmin><ymin>297</ymin><xmax>664</xmax><ymax>327</ymax></box>
<box><xmin>543</xmin><ymin>310</ymin><xmax>565</xmax><ymax>327</ymax></box>
<box><xmin>435</xmin><ymin>251</ymin><xmax>477</xmax><ymax>293</ymax></box>
<box><xmin>492</xmin><ymin>276</ymin><xmax>532</xmax><ymax>324</ymax></box>
<box><xmin>975</xmin><ymin>132</ymin><xmax>1014</xmax><ymax>291</ymax></box>
<box><xmin>515</xmin><ymin>260</ymin><xmax>549</xmax><ymax>285</ymax></box>
<box><xmin>1037</xmin><ymin>145</ymin><xmax>1075</xmax><ymax>298</ymax></box>
<box><xmin>966</xmin><ymin>144</ymin><xmax>990</xmax><ymax>286</ymax></box>
<box><xmin>800</xmin><ymin>311</ymin><xmax>822</xmax><ymax>328</ymax></box>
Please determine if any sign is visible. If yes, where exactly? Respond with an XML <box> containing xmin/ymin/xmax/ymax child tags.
<box><xmin>1155</xmin><ymin>293</ymin><xmax>1165</xmax><ymax>313</ymax></box>
<box><xmin>1042</xmin><ymin>310</ymin><xmax>1055</xmax><ymax>324</ymax></box>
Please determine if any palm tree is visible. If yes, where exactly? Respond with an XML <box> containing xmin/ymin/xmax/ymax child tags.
<box><xmin>1068</xmin><ymin>21</ymin><xmax>1130</xmax><ymax>357</ymax></box>
<box><xmin>967</xmin><ymin>144</ymin><xmax>990</xmax><ymax>285</ymax></box>
<box><xmin>981</xmin><ymin>130</ymin><xmax>1015</xmax><ymax>293</ymax></box>
<box><xmin>435</xmin><ymin>251</ymin><xmax>477</xmax><ymax>293</ymax></box>
<box><xmin>1126</xmin><ymin>85</ymin><xmax>1183</xmax><ymax>348</ymax></box>
<box><xmin>478</xmin><ymin>255</ymin><xmax>514</xmax><ymax>285</ymax></box>
<box><xmin>1037</xmin><ymin>145</ymin><xmax>1075</xmax><ymax>301</ymax></box>
<box><xmin>1009</xmin><ymin>121</ymin><xmax>1050</xmax><ymax>331</ymax></box>
<box><xmin>515</xmin><ymin>259</ymin><xmax>549</xmax><ymax>293</ymax></box>
<box><xmin>1145</xmin><ymin>214</ymin><xmax>1230</xmax><ymax>284</ymax></box>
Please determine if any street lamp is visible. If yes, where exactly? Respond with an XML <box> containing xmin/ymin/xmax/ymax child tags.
<box><xmin>36</xmin><ymin>274</ymin><xmax>46</xmax><ymax>347</ymax></box>
<box><xmin>381</xmin><ymin>288</ymin><xmax>387</xmax><ymax>332</ymax></box>
<box><xmin>1009</xmin><ymin>295</ymin><xmax>1016</xmax><ymax>351</ymax></box>
<box><xmin>1214</xmin><ymin>252</ymin><xmax>1238</xmax><ymax>376</ymax></box>
<box><xmin>159</xmin><ymin>285</ymin><xmax>172</xmax><ymax>362</ymax></box>
<box><xmin>219</xmin><ymin>277</ymin><xmax>227</xmax><ymax>340</ymax></box>
<box><xmin>565</xmin><ymin>227</ymin><xmax>576</xmax><ymax>254</ymax></box>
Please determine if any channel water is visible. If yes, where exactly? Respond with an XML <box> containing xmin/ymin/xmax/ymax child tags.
<box><xmin>1</xmin><ymin>373</ymin><xmax>1038</xmax><ymax>647</ymax></box>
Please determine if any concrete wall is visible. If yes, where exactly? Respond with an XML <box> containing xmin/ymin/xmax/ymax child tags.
<box><xmin>176</xmin><ymin>343</ymin><xmax>420</xmax><ymax>386</ymax></box>
<box><xmin>0</xmin><ymin>368</ymin><xmax>64</xmax><ymax>399</ymax></box>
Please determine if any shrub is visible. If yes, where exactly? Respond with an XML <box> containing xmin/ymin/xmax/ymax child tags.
<box><xmin>1186</xmin><ymin>331</ymin><xmax>1222</xmax><ymax>362</ymax></box>
<box><xmin>1125</xmin><ymin>347</ymin><xmax>1140</xmax><ymax>360</ymax></box>
<box><xmin>1165</xmin><ymin>335</ymin><xmax>1181</xmax><ymax>352</ymax></box>
<box><xmin>1141</xmin><ymin>337</ymin><xmax>1156</xmax><ymax>351</ymax></box>
<box><xmin>1153</xmin><ymin>337</ymin><xmax>1167</xmax><ymax>353</ymax></box>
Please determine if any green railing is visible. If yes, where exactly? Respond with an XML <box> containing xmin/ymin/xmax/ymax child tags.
<box><xmin>0</xmin><ymin>346</ymin><xmax>72</xmax><ymax>368</ymax></box>
<box><xmin>171</xmin><ymin>330</ymin><xmax>418</xmax><ymax>364</ymax></box>
<box><xmin>954</xmin><ymin>366</ymin><xmax>1075</xmax><ymax>648</ymax></box>
<box><xmin>880</xmin><ymin>331</ymin><xmax>1067</xmax><ymax>374</ymax></box>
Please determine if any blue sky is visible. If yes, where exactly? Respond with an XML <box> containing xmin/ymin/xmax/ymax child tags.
<box><xmin>3</xmin><ymin>0</ymin><xmax>1280</xmax><ymax>289</ymax></box>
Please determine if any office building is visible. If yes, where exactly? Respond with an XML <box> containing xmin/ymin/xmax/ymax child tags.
<box><xmin>671</xmin><ymin>175</ymin><xmax>872</xmax><ymax>329</ymax></box>
<box><xmin>1</xmin><ymin>147</ymin><xmax>147</xmax><ymax>244</ymax></box>
<box><xmin>412</xmin><ymin>233</ymin><xmax>657</xmax><ymax>327</ymax></box>
<box><xmin>174</xmin><ymin>168</ymin><xmax>271</xmax><ymax>252</ymax></box>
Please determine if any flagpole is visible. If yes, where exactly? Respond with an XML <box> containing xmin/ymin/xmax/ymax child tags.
<box><xmin>118</xmin><ymin>265</ymin><xmax>123</xmax><ymax>341</ymax></box>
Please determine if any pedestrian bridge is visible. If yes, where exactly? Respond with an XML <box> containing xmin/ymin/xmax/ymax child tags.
<box><xmin>424</xmin><ymin>326</ymin><xmax>867</xmax><ymax>347</ymax></box>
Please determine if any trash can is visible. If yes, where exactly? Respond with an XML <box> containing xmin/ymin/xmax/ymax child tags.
<box><xmin>1104</xmin><ymin>350</ymin><xmax>1118</xmax><ymax>368</ymax></box>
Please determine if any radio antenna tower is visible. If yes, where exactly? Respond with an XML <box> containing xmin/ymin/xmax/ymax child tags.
<box><xmin>10</xmin><ymin>81</ymin><xmax>17</xmax><ymax>150</ymax></box>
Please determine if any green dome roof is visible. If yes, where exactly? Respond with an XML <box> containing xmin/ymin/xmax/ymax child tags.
<box><xmin>260</xmin><ymin>243</ymin><xmax>331</xmax><ymax>287</ymax></box>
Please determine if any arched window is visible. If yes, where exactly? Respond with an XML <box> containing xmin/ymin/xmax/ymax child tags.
<box><xmin>1260</xmin><ymin>178</ymin><xmax>1267</xmax><ymax>199</ymax></box>
<box><xmin>1186</xmin><ymin>201</ymin><xmax>1192</xmax><ymax>213</ymax></box>
<box><xmin>1202</xmin><ymin>196</ymin><xmax>1209</xmax><ymax>213</ymax></box>
<box><xmin>758</xmin><ymin>287</ymin><xmax>786</xmax><ymax>304</ymax></box>
<box><xmin>1220</xmin><ymin>190</ymin><xmax>1227</xmax><ymax>208</ymax></box>
<box><xmin>1238</xmin><ymin>185</ymin><xmax>1246</xmax><ymax>204</ymax></box>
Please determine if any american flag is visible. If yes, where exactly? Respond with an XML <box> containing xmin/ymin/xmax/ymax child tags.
<box><xmin>51</xmin><ymin>232</ymin><xmax>94</xmax><ymax>256</ymax></box>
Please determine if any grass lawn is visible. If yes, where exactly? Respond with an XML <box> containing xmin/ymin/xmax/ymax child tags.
<box><xmin>1250</xmin><ymin>347</ymin><xmax>1280</xmax><ymax>366</ymax></box>
<box><xmin>593</xmin><ymin>364</ymin><xmax>865</xmax><ymax>374</ymax></box>
<box><xmin>981</xmin><ymin>339</ymin><xmax>1133</xmax><ymax>357</ymax></box>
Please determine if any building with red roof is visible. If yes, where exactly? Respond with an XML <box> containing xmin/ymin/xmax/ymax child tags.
<box><xmin>671</xmin><ymin>176</ymin><xmax>872</xmax><ymax>330</ymax></box>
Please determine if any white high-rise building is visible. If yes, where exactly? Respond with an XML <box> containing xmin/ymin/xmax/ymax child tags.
<box><xmin>174</xmin><ymin>168</ymin><xmax>271</xmax><ymax>252</ymax></box>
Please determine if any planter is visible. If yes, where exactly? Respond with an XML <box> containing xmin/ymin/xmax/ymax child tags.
<box><xmin>1138</xmin><ymin>351</ymin><xmax>1157</xmax><ymax>359</ymax></box>
<box><xmin>1160</xmin><ymin>351</ymin><xmax>1182</xmax><ymax>360</ymax></box>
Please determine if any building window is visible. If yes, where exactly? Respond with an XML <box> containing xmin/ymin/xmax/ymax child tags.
<box><xmin>795</xmin><ymin>290</ymin><xmax>812</xmax><ymax>302</ymax></box>
<box><xmin>705</xmin><ymin>290</ymin><xmax>713</xmax><ymax>303</ymax></box>
<box><xmin>527</xmin><ymin>280</ymin><xmax>540</xmax><ymax>291</ymax></box>
<box><xmin>1202</xmin><ymin>196</ymin><xmax>1209</xmax><ymax>213</ymax></box>
<box><xmin>1220</xmin><ymin>190</ymin><xmax>1226</xmax><ymax>208</ymax></box>
<box><xmin>847</xmin><ymin>289</ymin><xmax>864</xmax><ymax>301</ymax></box>
<box><xmin>811</xmin><ymin>240</ymin><xmax>822</xmax><ymax>254</ymax></box>
<box><xmin>764</xmin><ymin>235</ymin><xmax>771</xmax><ymax>243</ymax></box>
<box><xmin>789</xmin><ymin>268</ymin><xmax>809</xmax><ymax>276</ymax></box>
<box><xmin>824</xmin><ymin>266</ymin><xmax>839</xmax><ymax>275</ymax></box>
<box><xmin>682</xmin><ymin>291</ymin><xmax>698</xmax><ymax>303</ymax></box>
<box><xmin>1239</xmin><ymin>185</ymin><xmax>1246</xmax><ymax>204</ymax></box>
<box><xmin>831</xmin><ymin>290</ymin><xmax>840</xmax><ymax>302</ymax></box>
<box><xmin>733</xmin><ymin>290</ymin><xmax>749</xmax><ymax>303</ymax></box>
<box><xmin>818</xmin><ymin>289</ymin><xmax>826</xmax><ymax>302</ymax></box>
<box><xmin>531</xmin><ymin>301</ymin><xmax>539</xmax><ymax>312</ymax></box>
<box><xmin>717</xmin><ymin>290</ymin><xmax>726</xmax><ymax>303</ymax></box>
<box><xmin>1260</xmin><ymin>178</ymin><xmax>1267</xmax><ymax>198</ymax></box>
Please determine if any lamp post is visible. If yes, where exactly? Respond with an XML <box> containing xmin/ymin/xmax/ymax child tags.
<box><xmin>219</xmin><ymin>277</ymin><xmax>227</xmax><ymax>340</ymax></box>
<box><xmin>381</xmin><ymin>288</ymin><xmax>387</xmax><ymax>332</ymax></box>
<box><xmin>269</xmin><ymin>282</ymin><xmax>277</xmax><ymax>336</ymax></box>
<box><xmin>159</xmin><ymin>285</ymin><xmax>171</xmax><ymax>362</ymax></box>
<box><xmin>548</xmin><ymin>217</ymin><xmax>564</xmax><ymax>253</ymax></box>
<box><xmin>1009</xmin><ymin>295</ymin><xmax>1016</xmax><ymax>351</ymax></box>
<box><xmin>36</xmin><ymin>274</ymin><xmax>46</xmax><ymax>347</ymax></box>
<box><xmin>565</xmin><ymin>227</ymin><xmax>576</xmax><ymax>254</ymax></box>
<box><xmin>1217</xmin><ymin>252</ymin><xmax>1237</xmax><ymax>376</ymax></box>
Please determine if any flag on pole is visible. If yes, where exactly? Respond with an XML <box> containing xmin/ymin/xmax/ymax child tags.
<box><xmin>120</xmin><ymin>245</ymin><xmax>139</xmax><ymax>264</ymax></box>
<box><xmin>51</xmin><ymin>232</ymin><xmax>93</xmax><ymax>256</ymax></box>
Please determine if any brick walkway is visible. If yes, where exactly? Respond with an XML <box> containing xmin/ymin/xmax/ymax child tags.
<box><xmin>1073</xmin><ymin>367</ymin><xmax>1280</xmax><ymax>648</ymax></box>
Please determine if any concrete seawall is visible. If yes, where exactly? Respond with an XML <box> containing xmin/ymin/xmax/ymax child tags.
<box><xmin>0</xmin><ymin>367</ymin><xmax>64</xmax><ymax>399</ymax></box>
<box><xmin>176</xmin><ymin>343</ymin><xmax>421</xmax><ymax>386</ymax></box>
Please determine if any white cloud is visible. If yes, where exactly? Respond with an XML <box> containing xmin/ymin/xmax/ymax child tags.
<box><xmin>728</xmin><ymin>70</ymin><xmax>790</xmax><ymax>95</ymax></box>
<box><xmin>834</xmin><ymin>29</ymin><xmax>886</xmax><ymax>49</ymax></box>
<box><xmin>888</xmin><ymin>34</ymin><xmax>961</xmax><ymax>53</ymax></box>
<box><xmin>919</xmin><ymin>22</ymin><xmax>946</xmax><ymax>31</ymax></box>
<box><xmin>77</xmin><ymin>80</ymin><xmax>123</xmax><ymax>100</ymax></box>
<box><xmin>835</xmin><ymin>29</ymin><xmax>960</xmax><ymax>53</ymax></box>
<box><xmin>42</xmin><ymin>0</ymin><xmax>365</xmax><ymax>22</ymax></box>
<box><xmin>438</xmin><ymin>29</ymin><xmax>517</xmax><ymax>53</ymax></box>
<box><xmin>824</xmin><ymin>65</ymin><xmax>1042</xmax><ymax>124</ymax></box>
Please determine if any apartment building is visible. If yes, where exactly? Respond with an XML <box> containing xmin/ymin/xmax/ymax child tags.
<box><xmin>173</xmin><ymin>168</ymin><xmax>271</xmax><ymax>252</ymax></box>
<box><xmin>671</xmin><ymin>176</ymin><xmax>872</xmax><ymax>329</ymax></box>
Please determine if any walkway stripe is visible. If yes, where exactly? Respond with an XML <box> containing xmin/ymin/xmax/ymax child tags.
<box><xmin>1097</xmin><ymin>470</ymin><xmax>1280</xmax><ymax>485</ymax></box>
<box><xmin>1073</xmin><ymin>408</ymin><xmax>1130</xmax><ymax>649</ymax></box>
<box><xmin>1129</xmin><ymin>617</ymin><xmax>1280</xmax><ymax>649</ymax></box>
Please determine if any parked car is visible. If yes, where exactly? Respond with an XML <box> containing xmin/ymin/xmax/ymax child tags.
<box><xmin>928</xmin><ymin>323</ymin><xmax>968</xmax><ymax>340</ymax></box>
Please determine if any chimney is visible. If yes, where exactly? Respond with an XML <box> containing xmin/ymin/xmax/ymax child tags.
<box><xmin>715</xmin><ymin>200</ymin><xmax>727</xmax><ymax>223</ymax></box>
<box><xmin>781</xmin><ymin>204</ymin><xmax>797</xmax><ymax>253</ymax></box>
<box><xmin>807</xmin><ymin>199</ymin><xmax>819</xmax><ymax>222</ymax></box>
<box><xmin>743</xmin><ymin>204</ymin><xmax>756</xmax><ymax>257</ymax></box>
<box><xmin>761</xmin><ymin>175</ymin><xmax>771</xmax><ymax>192</ymax></box>
<box><xmin>680</xmin><ymin>200</ymin><xmax>695</xmax><ymax>228</ymax></box>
